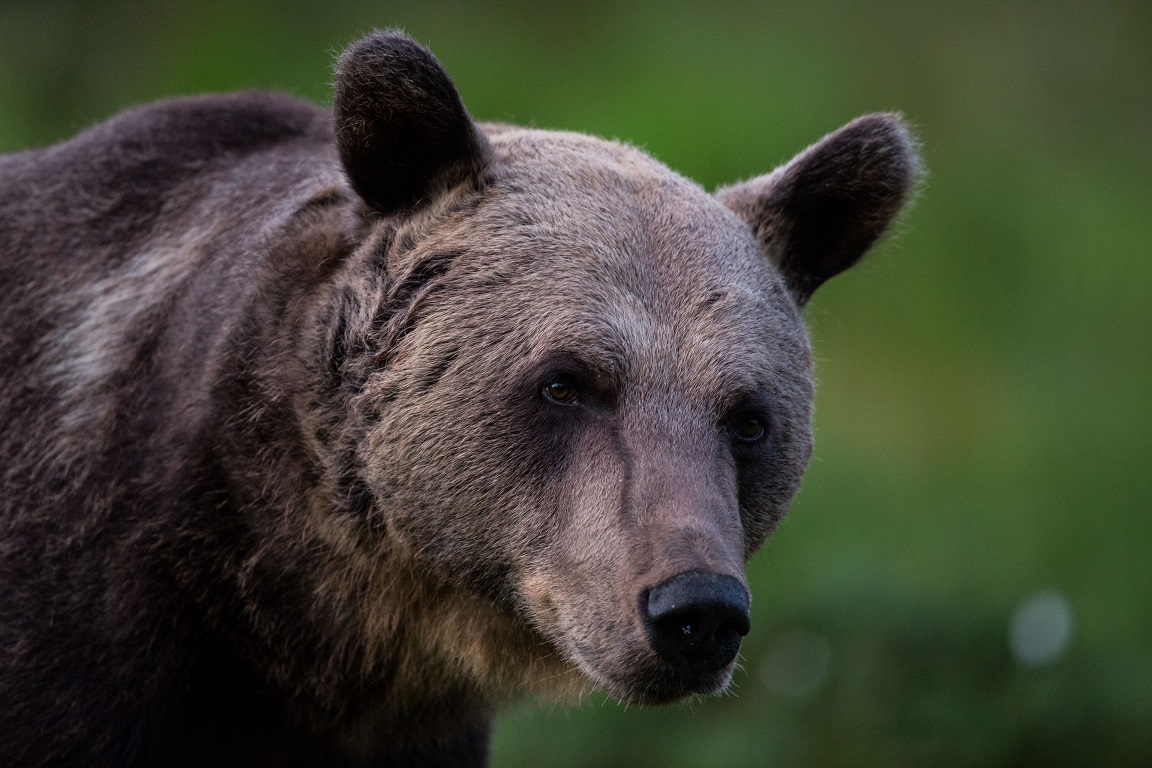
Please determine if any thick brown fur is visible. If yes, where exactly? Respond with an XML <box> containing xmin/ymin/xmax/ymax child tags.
<box><xmin>0</xmin><ymin>30</ymin><xmax>917</xmax><ymax>768</ymax></box>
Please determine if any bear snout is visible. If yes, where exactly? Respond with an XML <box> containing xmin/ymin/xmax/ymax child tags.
<box><xmin>640</xmin><ymin>572</ymin><xmax>751</xmax><ymax>676</ymax></box>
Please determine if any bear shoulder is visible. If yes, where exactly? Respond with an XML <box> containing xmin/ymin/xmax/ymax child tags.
<box><xmin>0</xmin><ymin>91</ymin><xmax>334</xmax><ymax>246</ymax></box>
<box><xmin>0</xmin><ymin>91</ymin><xmax>339</xmax><ymax>296</ymax></box>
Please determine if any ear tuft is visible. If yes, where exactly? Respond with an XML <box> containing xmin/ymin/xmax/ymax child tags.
<box><xmin>333</xmin><ymin>30</ymin><xmax>490</xmax><ymax>215</ymax></box>
<box><xmin>717</xmin><ymin>114</ymin><xmax>920</xmax><ymax>305</ymax></box>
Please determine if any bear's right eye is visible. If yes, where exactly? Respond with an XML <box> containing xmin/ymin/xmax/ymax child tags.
<box><xmin>542</xmin><ymin>379</ymin><xmax>579</xmax><ymax>406</ymax></box>
<box><xmin>733</xmin><ymin>416</ymin><xmax>767</xmax><ymax>442</ymax></box>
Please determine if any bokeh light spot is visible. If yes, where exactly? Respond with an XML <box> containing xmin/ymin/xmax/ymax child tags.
<box><xmin>1009</xmin><ymin>590</ymin><xmax>1075</xmax><ymax>667</ymax></box>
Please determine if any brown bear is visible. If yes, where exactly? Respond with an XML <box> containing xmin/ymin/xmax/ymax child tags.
<box><xmin>0</xmin><ymin>30</ymin><xmax>917</xmax><ymax>768</ymax></box>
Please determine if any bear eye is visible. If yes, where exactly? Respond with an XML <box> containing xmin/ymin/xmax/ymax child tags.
<box><xmin>732</xmin><ymin>415</ymin><xmax>767</xmax><ymax>442</ymax></box>
<box><xmin>542</xmin><ymin>379</ymin><xmax>579</xmax><ymax>406</ymax></box>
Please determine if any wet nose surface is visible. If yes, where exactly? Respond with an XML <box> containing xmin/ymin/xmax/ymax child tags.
<box><xmin>641</xmin><ymin>572</ymin><xmax>751</xmax><ymax>673</ymax></box>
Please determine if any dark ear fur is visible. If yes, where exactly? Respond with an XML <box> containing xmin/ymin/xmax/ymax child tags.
<box><xmin>334</xmin><ymin>30</ymin><xmax>490</xmax><ymax>214</ymax></box>
<box><xmin>717</xmin><ymin>114</ymin><xmax>919</xmax><ymax>305</ymax></box>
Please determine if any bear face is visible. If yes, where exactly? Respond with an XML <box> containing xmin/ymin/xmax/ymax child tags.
<box><xmin>340</xmin><ymin>128</ymin><xmax>816</xmax><ymax>704</ymax></box>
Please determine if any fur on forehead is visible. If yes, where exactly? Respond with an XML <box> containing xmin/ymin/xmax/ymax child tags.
<box><xmin>456</xmin><ymin>127</ymin><xmax>796</xmax><ymax>306</ymax></box>
<box><xmin>387</xmin><ymin>130</ymin><xmax>797</xmax><ymax>300</ymax></box>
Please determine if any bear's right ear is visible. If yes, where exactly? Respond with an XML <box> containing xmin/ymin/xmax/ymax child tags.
<box><xmin>716</xmin><ymin>114</ymin><xmax>919</xmax><ymax>306</ymax></box>
<box><xmin>334</xmin><ymin>31</ymin><xmax>491</xmax><ymax>215</ymax></box>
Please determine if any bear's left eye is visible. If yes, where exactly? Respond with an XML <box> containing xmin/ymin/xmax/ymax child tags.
<box><xmin>542</xmin><ymin>379</ymin><xmax>579</xmax><ymax>406</ymax></box>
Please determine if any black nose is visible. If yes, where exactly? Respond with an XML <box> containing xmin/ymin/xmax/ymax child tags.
<box><xmin>641</xmin><ymin>572</ymin><xmax>751</xmax><ymax>673</ymax></box>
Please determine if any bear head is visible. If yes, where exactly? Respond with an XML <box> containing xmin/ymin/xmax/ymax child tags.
<box><xmin>302</xmin><ymin>31</ymin><xmax>917</xmax><ymax>712</ymax></box>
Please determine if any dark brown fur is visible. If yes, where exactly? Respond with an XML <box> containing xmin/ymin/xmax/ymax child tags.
<box><xmin>0</xmin><ymin>31</ymin><xmax>917</xmax><ymax>767</ymax></box>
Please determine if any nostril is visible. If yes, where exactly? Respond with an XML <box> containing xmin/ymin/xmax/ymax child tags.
<box><xmin>641</xmin><ymin>572</ymin><xmax>750</xmax><ymax>672</ymax></box>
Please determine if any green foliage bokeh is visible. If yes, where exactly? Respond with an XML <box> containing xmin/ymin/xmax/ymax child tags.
<box><xmin>2</xmin><ymin>0</ymin><xmax>1149</xmax><ymax>765</ymax></box>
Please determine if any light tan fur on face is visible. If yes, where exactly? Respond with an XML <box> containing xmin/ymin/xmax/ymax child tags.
<box><xmin>277</xmin><ymin>497</ymin><xmax>589</xmax><ymax>734</ymax></box>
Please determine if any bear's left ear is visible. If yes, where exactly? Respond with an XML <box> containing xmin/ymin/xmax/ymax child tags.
<box><xmin>716</xmin><ymin>114</ymin><xmax>919</xmax><ymax>306</ymax></box>
<box><xmin>333</xmin><ymin>30</ymin><xmax>491</xmax><ymax>215</ymax></box>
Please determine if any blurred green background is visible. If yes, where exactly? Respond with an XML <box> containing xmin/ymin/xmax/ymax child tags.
<box><xmin>2</xmin><ymin>0</ymin><xmax>1149</xmax><ymax>765</ymax></box>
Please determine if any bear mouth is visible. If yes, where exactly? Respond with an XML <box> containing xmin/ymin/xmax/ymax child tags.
<box><xmin>566</xmin><ymin>641</ymin><xmax>741</xmax><ymax>706</ymax></box>
<box><xmin>587</xmin><ymin>661</ymin><xmax>738</xmax><ymax>706</ymax></box>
